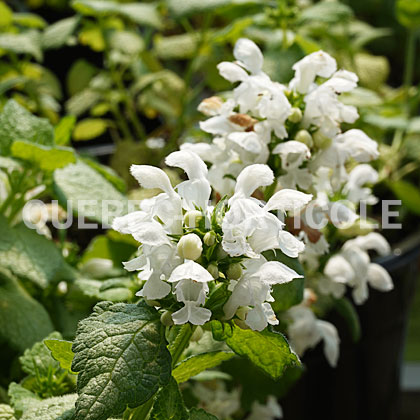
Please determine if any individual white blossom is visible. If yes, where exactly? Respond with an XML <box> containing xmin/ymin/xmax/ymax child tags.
<box><xmin>324</xmin><ymin>233</ymin><xmax>393</xmax><ymax>304</ymax></box>
<box><xmin>286</xmin><ymin>290</ymin><xmax>340</xmax><ymax>367</ymax></box>
<box><xmin>246</xmin><ymin>396</ymin><xmax>283</xmax><ymax>420</ymax></box>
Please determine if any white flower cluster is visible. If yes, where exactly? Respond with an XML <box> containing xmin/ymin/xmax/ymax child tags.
<box><xmin>113</xmin><ymin>150</ymin><xmax>311</xmax><ymax>331</ymax></box>
<box><xmin>179</xmin><ymin>39</ymin><xmax>393</xmax><ymax>365</ymax></box>
<box><xmin>114</xmin><ymin>38</ymin><xmax>393</xmax><ymax>367</ymax></box>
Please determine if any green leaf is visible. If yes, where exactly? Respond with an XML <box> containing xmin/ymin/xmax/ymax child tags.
<box><xmin>11</xmin><ymin>141</ymin><xmax>76</xmax><ymax>171</ymax></box>
<box><xmin>396</xmin><ymin>0</ymin><xmax>420</xmax><ymax>29</ymax></box>
<box><xmin>20</xmin><ymin>332</ymin><xmax>63</xmax><ymax>377</ymax></box>
<box><xmin>66</xmin><ymin>89</ymin><xmax>101</xmax><ymax>116</ymax></box>
<box><xmin>364</xmin><ymin>114</ymin><xmax>408</xmax><ymax>131</ymax></box>
<box><xmin>66</xmin><ymin>59</ymin><xmax>97</xmax><ymax>97</ymax></box>
<box><xmin>0</xmin><ymin>100</ymin><xmax>54</xmax><ymax>155</ymax></box>
<box><xmin>0</xmin><ymin>270</ymin><xmax>54</xmax><ymax>351</ymax></box>
<box><xmin>0</xmin><ymin>3</ymin><xmax>12</xmax><ymax>26</ymax></box>
<box><xmin>298</xmin><ymin>1</ymin><xmax>353</xmax><ymax>24</ymax></box>
<box><xmin>71</xmin><ymin>301</ymin><xmax>172</xmax><ymax>420</ymax></box>
<box><xmin>0</xmin><ymin>217</ymin><xmax>74</xmax><ymax>289</ymax></box>
<box><xmin>55</xmin><ymin>116</ymin><xmax>76</xmax><ymax>146</ymax></box>
<box><xmin>73</xmin><ymin>118</ymin><xmax>107</xmax><ymax>141</ymax></box>
<box><xmin>80</xmin><ymin>234</ymin><xmax>136</xmax><ymax>266</ymax></box>
<box><xmin>166</xmin><ymin>0</ymin><xmax>258</xmax><ymax>18</ymax></box>
<box><xmin>334</xmin><ymin>297</ymin><xmax>361</xmax><ymax>342</ymax></box>
<box><xmin>82</xmin><ymin>158</ymin><xmax>127</xmax><ymax>193</ymax></box>
<box><xmin>12</xmin><ymin>13</ymin><xmax>47</xmax><ymax>29</ymax></box>
<box><xmin>0</xmin><ymin>404</ymin><xmax>16</xmax><ymax>420</ymax></box>
<box><xmin>173</xmin><ymin>351</ymin><xmax>234</xmax><ymax>383</ymax></box>
<box><xmin>0</xmin><ymin>31</ymin><xmax>42</xmax><ymax>61</ymax></box>
<box><xmin>71</xmin><ymin>0</ymin><xmax>162</xmax><ymax>28</ymax></box>
<box><xmin>8</xmin><ymin>383</ymin><xmax>40</xmax><ymax>416</ymax></box>
<box><xmin>154</xmin><ymin>33</ymin><xmax>199</xmax><ymax>60</ymax></box>
<box><xmin>74</xmin><ymin>277</ymin><xmax>134</xmax><ymax>302</ymax></box>
<box><xmin>42</xmin><ymin>17</ymin><xmax>79</xmax><ymax>49</ymax></box>
<box><xmin>20</xmin><ymin>394</ymin><xmax>77</xmax><ymax>420</ymax></box>
<box><xmin>53</xmin><ymin>160</ymin><xmax>128</xmax><ymax>225</ymax></box>
<box><xmin>189</xmin><ymin>408</ymin><xmax>218</xmax><ymax>420</ymax></box>
<box><xmin>388</xmin><ymin>179</ymin><xmax>420</xmax><ymax>216</ymax></box>
<box><xmin>149</xmin><ymin>377</ymin><xmax>188</xmax><ymax>420</ymax></box>
<box><xmin>44</xmin><ymin>339</ymin><xmax>75</xmax><ymax>374</ymax></box>
<box><xmin>211</xmin><ymin>321</ymin><xmax>300</xmax><ymax>379</ymax></box>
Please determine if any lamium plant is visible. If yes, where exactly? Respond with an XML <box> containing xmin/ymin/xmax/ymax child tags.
<box><xmin>2</xmin><ymin>39</ymin><xmax>396</xmax><ymax>420</ymax></box>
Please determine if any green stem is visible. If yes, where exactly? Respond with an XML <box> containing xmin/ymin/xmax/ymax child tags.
<box><xmin>403</xmin><ymin>29</ymin><xmax>416</xmax><ymax>114</ymax></box>
<box><xmin>169</xmin><ymin>324</ymin><xmax>196</xmax><ymax>368</ymax></box>
<box><xmin>125</xmin><ymin>398</ymin><xmax>155</xmax><ymax>420</ymax></box>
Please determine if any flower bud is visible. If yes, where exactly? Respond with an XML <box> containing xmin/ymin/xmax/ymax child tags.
<box><xmin>177</xmin><ymin>233</ymin><xmax>203</xmax><ymax>261</ymax></box>
<box><xmin>203</xmin><ymin>231</ymin><xmax>216</xmax><ymax>246</ymax></box>
<box><xmin>145</xmin><ymin>298</ymin><xmax>160</xmax><ymax>307</ymax></box>
<box><xmin>190</xmin><ymin>326</ymin><xmax>204</xmax><ymax>342</ymax></box>
<box><xmin>288</xmin><ymin>107</ymin><xmax>303</xmax><ymax>123</ymax></box>
<box><xmin>184</xmin><ymin>210</ymin><xmax>203</xmax><ymax>228</ymax></box>
<box><xmin>160</xmin><ymin>310</ymin><xmax>174</xmax><ymax>326</ymax></box>
<box><xmin>313</xmin><ymin>130</ymin><xmax>332</xmax><ymax>149</ymax></box>
<box><xmin>207</xmin><ymin>263</ymin><xmax>219</xmax><ymax>279</ymax></box>
<box><xmin>227</xmin><ymin>263</ymin><xmax>242</xmax><ymax>280</ymax></box>
<box><xmin>295</xmin><ymin>129</ymin><xmax>313</xmax><ymax>148</ymax></box>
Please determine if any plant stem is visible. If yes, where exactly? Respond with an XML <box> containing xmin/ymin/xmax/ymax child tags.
<box><xmin>125</xmin><ymin>398</ymin><xmax>155</xmax><ymax>420</ymax></box>
<box><xmin>403</xmin><ymin>29</ymin><xmax>417</xmax><ymax>114</ymax></box>
<box><xmin>169</xmin><ymin>324</ymin><xmax>196</xmax><ymax>368</ymax></box>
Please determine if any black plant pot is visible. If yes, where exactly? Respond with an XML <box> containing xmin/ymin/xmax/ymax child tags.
<box><xmin>280</xmin><ymin>231</ymin><xmax>420</xmax><ymax>420</ymax></box>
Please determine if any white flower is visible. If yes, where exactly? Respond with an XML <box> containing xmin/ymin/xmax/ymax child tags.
<box><xmin>222</xmin><ymin>165</ymin><xmax>311</xmax><ymax>258</ymax></box>
<box><xmin>168</xmin><ymin>260</ymin><xmax>214</xmax><ymax>325</ymax></box>
<box><xmin>246</xmin><ymin>396</ymin><xmax>283</xmax><ymax>420</ymax></box>
<box><xmin>324</xmin><ymin>233</ymin><xmax>392</xmax><ymax>304</ymax></box>
<box><xmin>286</xmin><ymin>297</ymin><xmax>340</xmax><ymax>367</ymax></box>
<box><xmin>290</xmin><ymin>50</ymin><xmax>337</xmax><ymax>94</ymax></box>
<box><xmin>224</xmin><ymin>257</ymin><xmax>303</xmax><ymax>331</ymax></box>
<box><xmin>343</xmin><ymin>164</ymin><xmax>379</xmax><ymax>204</ymax></box>
<box><xmin>165</xmin><ymin>150</ymin><xmax>211</xmax><ymax>211</ymax></box>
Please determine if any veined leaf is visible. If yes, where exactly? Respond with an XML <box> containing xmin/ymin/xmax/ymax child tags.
<box><xmin>42</xmin><ymin>17</ymin><xmax>79</xmax><ymax>49</ymax></box>
<box><xmin>20</xmin><ymin>394</ymin><xmax>77</xmax><ymax>420</ymax></box>
<box><xmin>0</xmin><ymin>100</ymin><xmax>54</xmax><ymax>155</ymax></box>
<box><xmin>53</xmin><ymin>160</ymin><xmax>128</xmax><ymax>225</ymax></box>
<box><xmin>0</xmin><ymin>31</ymin><xmax>42</xmax><ymax>61</ymax></box>
<box><xmin>149</xmin><ymin>377</ymin><xmax>188</xmax><ymax>420</ymax></box>
<box><xmin>173</xmin><ymin>351</ymin><xmax>234</xmax><ymax>383</ymax></box>
<box><xmin>11</xmin><ymin>140</ymin><xmax>76</xmax><ymax>171</ymax></box>
<box><xmin>8</xmin><ymin>383</ymin><xmax>40</xmax><ymax>416</ymax></box>
<box><xmin>72</xmin><ymin>0</ymin><xmax>162</xmax><ymax>28</ymax></box>
<box><xmin>0</xmin><ymin>270</ymin><xmax>54</xmax><ymax>352</ymax></box>
<box><xmin>0</xmin><ymin>217</ymin><xmax>74</xmax><ymax>289</ymax></box>
<box><xmin>211</xmin><ymin>321</ymin><xmax>300</xmax><ymax>379</ymax></box>
<box><xmin>71</xmin><ymin>301</ymin><xmax>172</xmax><ymax>420</ymax></box>
<box><xmin>20</xmin><ymin>331</ymin><xmax>63</xmax><ymax>377</ymax></box>
<box><xmin>44</xmin><ymin>339</ymin><xmax>75</xmax><ymax>373</ymax></box>
<box><xmin>189</xmin><ymin>408</ymin><xmax>218</xmax><ymax>420</ymax></box>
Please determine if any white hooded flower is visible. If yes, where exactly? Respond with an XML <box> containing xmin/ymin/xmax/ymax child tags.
<box><xmin>224</xmin><ymin>257</ymin><xmax>302</xmax><ymax>331</ymax></box>
<box><xmin>290</xmin><ymin>50</ymin><xmax>337</xmax><ymax>94</ymax></box>
<box><xmin>168</xmin><ymin>260</ymin><xmax>214</xmax><ymax>325</ymax></box>
<box><xmin>286</xmin><ymin>295</ymin><xmax>340</xmax><ymax>367</ymax></box>
<box><xmin>222</xmin><ymin>164</ymin><xmax>311</xmax><ymax>258</ymax></box>
<box><xmin>246</xmin><ymin>396</ymin><xmax>283</xmax><ymax>420</ymax></box>
<box><xmin>343</xmin><ymin>164</ymin><xmax>379</xmax><ymax>205</ymax></box>
<box><xmin>324</xmin><ymin>233</ymin><xmax>392</xmax><ymax>304</ymax></box>
<box><xmin>273</xmin><ymin>140</ymin><xmax>312</xmax><ymax>190</ymax></box>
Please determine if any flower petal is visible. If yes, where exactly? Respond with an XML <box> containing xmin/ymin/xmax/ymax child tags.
<box><xmin>168</xmin><ymin>260</ymin><xmax>214</xmax><ymax>283</ymax></box>
<box><xmin>254</xmin><ymin>260</ymin><xmax>302</xmax><ymax>285</ymax></box>
<box><xmin>234</xmin><ymin>164</ymin><xmax>274</xmax><ymax>199</ymax></box>
<box><xmin>367</xmin><ymin>263</ymin><xmax>393</xmax><ymax>292</ymax></box>
<box><xmin>165</xmin><ymin>150</ymin><xmax>208</xmax><ymax>180</ymax></box>
<box><xmin>130</xmin><ymin>165</ymin><xmax>174</xmax><ymax>195</ymax></box>
<box><xmin>233</xmin><ymin>38</ymin><xmax>263</xmax><ymax>74</ymax></box>
<box><xmin>217</xmin><ymin>61</ymin><xmax>248</xmax><ymax>83</ymax></box>
<box><xmin>265</xmin><ymin>189</ymin><xmax>312</xmax><ymax>212</ymax></box>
